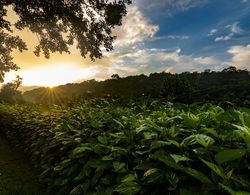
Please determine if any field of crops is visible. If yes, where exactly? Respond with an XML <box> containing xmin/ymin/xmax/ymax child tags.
<box><xmin>0</xmin><ymin>99</ymin><xmax>250</xmax><ymax>194</ymax></box>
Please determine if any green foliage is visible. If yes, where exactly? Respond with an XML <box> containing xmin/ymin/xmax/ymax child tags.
<box><xmin>0</xmin><ymin>100</ymin><xmax>250</xmax><ymax>194</ymax></box>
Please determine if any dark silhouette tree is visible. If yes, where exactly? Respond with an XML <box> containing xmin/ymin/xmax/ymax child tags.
<box><xmin>222</xmin><ymin>66</ymin><xmax>237</xmax><ymax>72</ymax></box>
<box><xmin>0</xmin><ymin>76</ymin><xmax>23</xmax><ymax>103</ymax></box>
<box><xmin>0</xmin><ymin>0</ymin><xmax>132</xmax><ymax>81</ymax></box>
<box><xmin>111</xmin><ymin>74</ymin><xmax>120</xmax><ymax>80</ymax></box>
<box><xmin>12</xmin><ymin>75</ymin><xmax>22</xmax><ymax>89</ymax></box>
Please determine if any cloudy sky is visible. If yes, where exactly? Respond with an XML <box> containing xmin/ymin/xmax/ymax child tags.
<box><xmin>5</xmin><ymin>0</ymin><xmax>250</xmax><ymax>86</ymax></box>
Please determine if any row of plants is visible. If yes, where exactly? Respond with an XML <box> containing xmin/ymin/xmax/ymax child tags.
<box><xmin>0</xmin><ymin>100</ymin><xmax>250</xmax><ymax>194</ymax></box>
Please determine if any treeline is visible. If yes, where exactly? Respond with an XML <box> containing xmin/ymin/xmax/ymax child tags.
<box><xmin>1</xmin><ymin>66</ymin><xmax>250</xmax><ymax>106</ymax></box>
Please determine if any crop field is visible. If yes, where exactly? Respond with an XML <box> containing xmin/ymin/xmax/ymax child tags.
<box><xmin>0</xmin><ymin>99</ymin><xmax>250</xmax><ymax>194</ymax></box>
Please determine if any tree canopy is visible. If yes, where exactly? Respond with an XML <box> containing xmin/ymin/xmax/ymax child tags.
<box><xmin>0</xmin><ymin>0</ymin><xmax>132</xmax><ymax>82</ymax></box>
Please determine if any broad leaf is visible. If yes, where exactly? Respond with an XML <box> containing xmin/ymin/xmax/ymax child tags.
<box><xmin>116</xmin><ymin>181</ymin><xmax>141</xmax><ymax>195</ymax></box>
<box><xmin>201</xmin><ymin>159</ymin><xmax>226</xmax><ymax>179</ymax></box>
<box><xmin>215</xmin><ymin>149</ymin><xmax>246</xmax><ymax>164</ymax></box>
<box><xmin>154</xmin><ymin>152</ymin><xmax>212</xmax><ymax>184</ymax></box>
<box><xmin>170</xmin><ymin>154</ymin><xmax>191</xmax><ymax>163</ymax></box>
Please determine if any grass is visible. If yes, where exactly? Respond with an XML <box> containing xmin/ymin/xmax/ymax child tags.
<box><xmin>0</xmin><ymin>135</ymin><xmax>48</xmax><ymax>195</ymax></box>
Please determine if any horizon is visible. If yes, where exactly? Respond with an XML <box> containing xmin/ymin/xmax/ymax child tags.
<box><xmin>17</xmin><ymin>66</ymin><xmax>250</xmax><ymax>92</ymax></box>
<box><xmin>3</xmin><ymin>0</ymin><xmax>250</xmax><ymax>87</ymax></box>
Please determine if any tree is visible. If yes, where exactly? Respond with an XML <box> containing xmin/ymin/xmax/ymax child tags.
<box><xmin>111</xmin><ymin>74</ymin><xmax>120</xmax><ymax>80</ymax></box>
<box><xmin>0</xmin><ymin>0</ymin><xmax>132</xmax><ymax>81</ymax></box>
<box><xmin>0</xmin><ymin>76</ymin><xmax>23</xmax><ymax>103</ymax></box>
<box><xmin>222</xmin><ymin>66</ymin><xmax>237</xmax><ymax>72</ymax></box>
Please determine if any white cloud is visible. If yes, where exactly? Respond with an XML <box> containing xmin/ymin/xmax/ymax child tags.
<box><xmin>113</xmin><ymin>5</ymin><xmax>159</xmax><ymax>47</ymax></box>
<box><xmin>194</xmin><ymin>57</ymin><xmax>221</xmax><ymax>65</ymax></box>
<box><xmin>165</xmin><ymin>66</ymin><xmax>174</xmax><ymax>73</ymax></box>
<box><xmin>215</xmin><ymin>33</ymin><xmax>234</xmax><ymax>42</ymax></box>
<box><xmin>151</xmin><ymin>35</ymin><xmax>190</xmax><ymax>41</ymax></box>
<box><xmin>228</xmin><ymin>44</ymin><xmax>250</xmax><ymax>69</ymax></box>
<box><xmin>208</xmin><ymin>29</ymin><xmax>217</xmax><ymax>36</ymax></box>
<box><xmin>91</xmin><ymin>44</ymin><xmax>250</xmax><ymax>79</ymax></box>
<box><xmin>90</xmin><ymin>48</ymin><xmax>223</xmax><ymax>78</ymax></box>
<box><xmin>214</xmin><ymin>22</ymin><xmax>244</xmax><ymax>42</ymax></box>
<box><xmin>226</xmin><ymin>22</ymin><xmax>243</xmax><ymax>34</ymax></box>
<box><xmin>75</xmin><ymin>44</ymin><xmax>250</xmax><ymax>80</ymax></box>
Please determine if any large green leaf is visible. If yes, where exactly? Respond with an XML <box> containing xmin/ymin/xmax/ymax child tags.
<box><xmin>182</xmin><ymin>167</ymin><xmax>212</xmax><ymax>184</ymax></box>
<box><xmin>115</xmin><ymin>181</ymin><xmax>141</xmax><ymax>195</ymax></box>
<box><xmin>238</xmin><ymin>111</ymin><xmax>250</xmax><ymax>128</ymax></box>
<box><xmin>113</xmin><ymin>161</ymin><xmax>126</xmax><ymax>172</ymax></box>
<box><xmin>182</xmin><ymin>113</ymin><xmax>200</xmax><ymax>128</ymax></box>
<box><xmin>215</xmin><ymin>149</ymin><xmax>246</xmax><ymax>164</ymax></box>
<box><xmin>170</xmin><ymin>154</ymin><xmax>191</xmax><ymax>163</ymax></box>
<box><xmin>121</xmin><ymin>174</ymin><xmax>136</xmax><ymax>182</ymax></box>
<box><xmin>97</xmin><ymin>136</ymin><xmax>108</xmax><ymax>145</ymax></box>
<box><xmin>154</xmin><ymin>152</ymin><xmax>212</xmax><ymax>184</ymax></box>
<box><xmin>153</xmin><ymin>152</ymin><xmax>182</xmax><ymax>170</ymax></box>
<box><xmin>116</xmin><ymin>175</ymin><xmax>141</xmax><ymax>195</ymax></box>
<box><xmin>219</xmin><ymin>183</ymin><xmax>250</xmax><ymax>195</ymax></box>
<box><xmin>233</xmin><ymin>124</ymin><xmax>250</xmax><ymax>136</ymax></box>
<box><xmin>202</xmin><ymin>128</ymin><xmax>219</xmax><ymax>138</ymax></box>
<box><xmin>150</xmin><ymin>140</ymin><xmax>180</xmax><ymax>149</ymax></box>
<box><xmin>181</xmin><ymin>134</ymin><xmax>214</xmax><ymax>148</ymax></box>
<box><xmin>143</xmin><ymin>168</ymin><xmax>158</xmax><ymax>178</ymax></box>
<box><xmin>70</xmin><ymin>145</ymin><xmax>92</xmax><ymax>158</ymax></box>
<box><xmin>201</xmin><ymin>159</ymin><xmax>226</xmax><ymax>179</ymax></box>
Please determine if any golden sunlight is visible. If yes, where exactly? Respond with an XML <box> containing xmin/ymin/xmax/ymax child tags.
<box><xmin>4</xmin><ymin>64</ymin><xmax>98</xmax><ymax>87</ymax></box>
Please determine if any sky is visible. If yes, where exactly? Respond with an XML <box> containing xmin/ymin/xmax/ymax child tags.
<box><xmin>4</xmin><ymin>0</ymin><xmax>250</xmax><ymax>87</ymax></box>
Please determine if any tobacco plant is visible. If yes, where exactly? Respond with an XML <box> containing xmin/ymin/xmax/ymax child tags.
<box><xmin>0</xmin><ymin>100</ymin><xmax>249</xmax><ymax>194</ymax></box>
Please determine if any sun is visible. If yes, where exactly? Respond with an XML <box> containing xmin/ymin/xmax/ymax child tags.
<box><xmin>4</xmin><ymin>64</ymin><xmax>98</xmax><ymax>87</ymax></box>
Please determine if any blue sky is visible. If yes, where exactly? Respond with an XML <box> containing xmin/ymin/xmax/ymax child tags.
<box><xmin>6</xmin><ymin>0</ymin><xmax>250</xmax><ymax>86</ymax></box>
<box><xmin>101</xmin><ymin>0</ymin><xmax>250</xmax><ymax>76</ymax></box>
<box><xmin>139</xmin><ymin>0</ymin><xmax>250</xmax><ymax>57</ymax></box>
